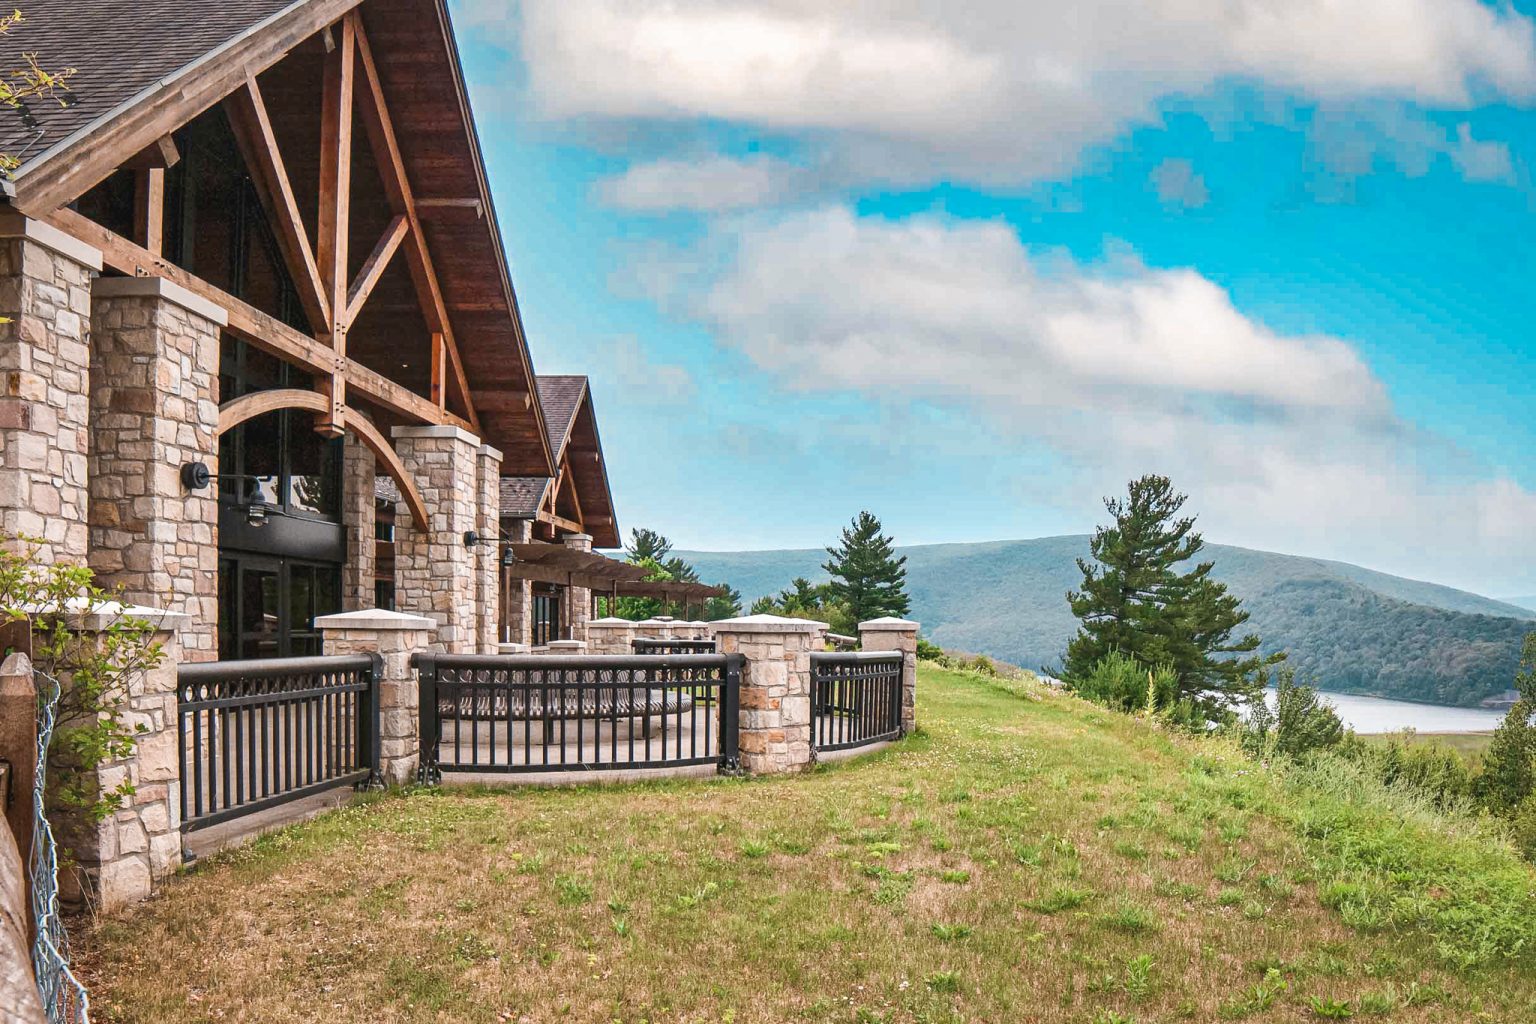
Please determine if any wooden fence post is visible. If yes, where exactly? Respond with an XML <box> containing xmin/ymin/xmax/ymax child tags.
<box><xmin>0</xmin><ymin>652</ymin><xmax>36</xmax><ymax>929</ymax></box>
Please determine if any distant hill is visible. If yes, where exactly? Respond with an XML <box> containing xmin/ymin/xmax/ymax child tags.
<box><xmin>1505</xmin><ymin>596</ymin><xmax>1536</xmax><ymax>612</ymax></box>
<box><xmin>679</xmin><ymin>537</ymin><xmax>1536</xmax><ymax>708</ymax></box>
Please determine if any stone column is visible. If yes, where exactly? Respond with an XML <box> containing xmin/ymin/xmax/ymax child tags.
<box><xmin>544</xmin><ymin>639</ymin><xmax>587</xmax><ymax>656</ymax></box>
<box><xmin>340</xmin><ymin>432</ymin><xmax>376</xmax><ymax>611</ymax></box>
<box><xmin>562</xmin><ymin>533</ymin><xmax>593</xmax><ymax>641</ymax></box>
<box><xmin>0</xmin><ymin>215</ymin><xmax>101</xmax><ymax>564</ymax></box>
<box><xmin>711</xmin><ymin>615</ymin><xmax>823</xmax><ymax>774</ymax></box>
<box><xmin>475</xmin><ymin>445</ymin><xmax>502</xmax><ymax>653</ymax></box>
<box><xmin>637</xmin><ymin>617</ymin><xmax>674</xmax><ymax>640</ymax></box>
<box><xmin>860</xmin><ymin>617</ymin><xmax>920</xmax><ymax>735</ymax></box>
<box><xmin>502</xmin><ymin>518</ymin><xmax>532</xmax><ymax>646</ymax></box>
<box><xmin>87</xmin><ymin>277</ymin><xmax>225</xmax><ymax>661</ymax></box>
<box><xmin>316</xmin><ymin>609</ymin><xmax>435</xmax><ymax>786</ymax></box>
<box><xmin>392</xmin><ymin>424</ymin><xmax>480</xmax><ymax>654</ymax></box>
<box><xmin>58</xmin><ymin>604</ymin><xmax>190</xmax><ymax>911</ymax></box>
<box><xmin>585</xmin><ymin>616</ymin><xmax>637</xmax><ymax>654</ymax></box>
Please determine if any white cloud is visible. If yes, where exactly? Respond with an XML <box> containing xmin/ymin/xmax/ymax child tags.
<box><xmin>655</xmin><ymin>206</ymin><xmax>1536</xmax><ymax>590</ymax></box>
<box><xmin>508</xmin><ymin>0</ymin><xmax>1536</xmax><ymax>192</ymax></box>
<box><xmin>599</xmin><ymin>155</ymin><xmax>803</xmax><ymax>212</ymax></box>
<box><xmin>1450</xmin><ymin>122</ymin><xmax>1518</xmax><ymax>183</ymax></box>
<box><xmin>1149</xmin><ymin>158</ymin><xmax>1210</xmax><ymax>208</ymax></box>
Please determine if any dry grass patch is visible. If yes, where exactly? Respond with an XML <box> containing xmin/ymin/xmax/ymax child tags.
<box><xmin>75</xmin><ymin>665</ymin><xmax>1536</xmax><ymax>1023</ymax></box>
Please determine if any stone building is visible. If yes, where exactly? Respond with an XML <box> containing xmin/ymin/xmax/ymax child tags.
<box><xmin>0</xmin><ymin>0</ymin><xmax>576</xmax><ymax>659</ymax></box>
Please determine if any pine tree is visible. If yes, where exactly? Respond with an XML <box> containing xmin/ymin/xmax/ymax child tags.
<box><xmin>822</xmin><ymin>511</ymin><xmax>910</xmax><ymax>624</ymax></box>
<box><xmin>1479</xmin><ymin>633</ymin><xmax>1536</xmax><ymax>812</ymax></box>
<box><xmin>1064</xmin><ymin>475</ymin><xmax>1278</xmax><ymax>721</ymax></box>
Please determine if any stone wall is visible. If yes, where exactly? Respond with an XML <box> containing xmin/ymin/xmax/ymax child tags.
<box><xmin>562</xmin><ymin>533</ymin><xmax>592</xmax><ymax>641</ymax></box>
<box><xmin>87</xmin><ymin>279</ymin><xmax>224</xmax><ymax>660</ymax></box>
<box><xmin>60</xmin><ymin>606</ymin><xmax>190</xmax><ymax>912</ymax></box>
<box><xmin>712</xmin><ymin>615</ymin><xmax>821</xmax><ymax>773</ymax></box>
<box><xmin>502</xmin><ymin>518</ymin><xmax>532</xmax><ymax>645</ymax></box>
<box><xmin>474</xmin><ymin>445</ymin><xmax>502</xmax><ymax>653</ymax></box>
<box><xmin>0</xmin><ymin>220</ymin><xmax>102</xmax><ymax>564</ymax></box>
<box><xmin>317</xmin><ymin>609</ymin><xmax>435</xmax><ymax>787</ymax></box>
<box><xmin>393</xmin><ymin>425</ymin><xmax>481</xmax><ymax>654</ymax></box>
<box><xmin>585</xmin><ymin>616</ymin><xmax>637</xmax><ymax>654</ymax></box>
<box><xmin>340</xmin><ymin>432</ymin><xmax>377</xmax><ymax>611</ymax></box>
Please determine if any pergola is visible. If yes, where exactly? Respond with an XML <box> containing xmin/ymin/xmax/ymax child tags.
<box><xmin>501</xmin><ymin>543</ymin><xmax>724</xmax><ymax>618</ymax></box>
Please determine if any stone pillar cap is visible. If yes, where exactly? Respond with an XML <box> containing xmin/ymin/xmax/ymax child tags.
<box><xmin>859</xmin><ymin>617</ymin><xmax>921</xmax><ymax>631</ymax></box>
<box><xmin>546</xmin><ymin>639</ymin><xmax>587</xmax><ymax>649</ymax></box>
<box><xmin>587</xmin><ymin>617</ymin><xmax>636</xmax><ymax>627</ymax></box>
<box><xmin>497</xmin><ymin>642</ymin><xmax>530</xmax><ymax>654</ymax></box>
<box><xmin>711</xmin><ymin>613</ymin><xmax>828</xmax><ymax>633</ymax></box>
<box><xmin>314</xmin><ymin>608</ymin><xmax>436</xmax><ymax>631</ymax></box>
<box><xmin>636</xmin><ymin>617</ymin><xmax>672</xmax><ymax>628</ymax></box>
<box><xmin>22</xmin><ymin>599</ymin><xmax>192</xmax><ymax>633</ymax></box>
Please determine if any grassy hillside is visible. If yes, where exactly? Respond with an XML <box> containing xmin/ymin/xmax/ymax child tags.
<box><xmin>79</xmin><ymin>666</ymin><xmax>1536</xmax><ymax>1022</ymax></box>
<box><xmin>681</xmin><ymin>537</ymin><xmax>1536</xmax><ymax>706</ymax></box>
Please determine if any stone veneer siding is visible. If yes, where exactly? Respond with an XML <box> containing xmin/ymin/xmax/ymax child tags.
<box><xmin>318</xmin><ymin>609</ymin><xmax>435</xmax><ymax>786</ymax></box>
<box><xmin>87</xmin><ymin>280</ymin><xmax>224</xmax><ymax>660</ymax></box>
<box><xmin>63</xmin><ymin>609</ymin><xmax>189</xmax><ymax>911</ymax></box>
<box><xmin>0</xmin><ymin>224</ymin><xmax>101</xmax><ymax>563</ymax></box>
<box><xmin>502</xmin><ymin>518</ymin><xmax>532</xmax><ymax>645</ymax></box>
<box><xmin>563</xmin><ymin>533</ymin><xmax>593</xmax><ymax>641</ymax></box>
<box><xmin>712</xmin><ymin>616</ymin><xmax>821</xmax><ymax>773</ymax></box>
<box><xmin>392</xmin><ymin>424</ymin><xmax>482</xmax><ymax>654</ymax></box>
<box><xmin>341</xmin><ymin>432</ymin><xmax>377</xmax><ymax>611</ymax></box>
<box><xmin>474</xmin><ymin>445</ymin><xmax>502</xmax><ymax>653</ymax></box>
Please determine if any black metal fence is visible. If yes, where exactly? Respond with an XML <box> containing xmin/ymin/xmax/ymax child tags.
<box><xmin>810</xmin><ymin>651</ymin><xmax>904</xmax><ymax>751</ymax></box>
<box><xmin>177</xmin><ymin>655</ymin><xmax>380</xmax><ymax>832</ymax></box>
<box><xmin>415</xmin><ymin>653</ymin><xmax>741</xmax><ymax>776</ymax></box>
<box><xmin>632</xmin><ymin>637</ymin><xmax>717</xmax><ymax>655</ymax></box>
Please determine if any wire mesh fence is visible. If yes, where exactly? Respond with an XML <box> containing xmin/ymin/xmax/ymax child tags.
<box><xmin>31</xmin><ymin>666</ymin><xmax>90</xmax><ymax>1024</ymax></box>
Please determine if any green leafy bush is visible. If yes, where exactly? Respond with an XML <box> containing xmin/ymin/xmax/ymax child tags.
<box><xmin>1240</xmin><ymin>667</ymin><xmax>1344</xmax><ymax>760</ymax></box>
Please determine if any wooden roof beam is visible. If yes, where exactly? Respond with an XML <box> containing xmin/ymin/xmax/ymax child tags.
<box><xmin>345</xmin><ymin>214</ymin><xmax>408</xmax><ymax>323</ymax></box>
<box><xmin>315</xmin><ymin>15</ymin><xmax>356</xmax><ymax>438</ymax></box>
<box><xmin>49</xmin><ymin>207</ymin><xmax>474</xmax><ymax>435</ymax></box>
<box><xmin>224</xmin><ymin>77</ymin><xmax>331</xmax><ymax>334</ymax></box>
<box><xmin>351</xmin><ymin>14</ymin><xmax>480</xmax><ymax>437</ymax></box>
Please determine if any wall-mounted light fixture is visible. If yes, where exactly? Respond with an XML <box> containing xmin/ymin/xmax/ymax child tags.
<box><xmin>180</xmin><ymin>462</ymin><xmax>272</xmax><ymax>529</ymax></box>
<box><xmin>463</xmin><ymin>530</ymin><xmax>480</xmax><ymax>548</ymax></box>
<box><xmin>500</xmin><ymin>545</ymin><xmax>515</xmax><ymax>567</ymax></box>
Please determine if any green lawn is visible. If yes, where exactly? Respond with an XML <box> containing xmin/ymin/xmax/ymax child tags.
<box><xmin>79</xmin><ymin>665</ymin><xmax>1536</xmax><ymax>1023</ymax></box>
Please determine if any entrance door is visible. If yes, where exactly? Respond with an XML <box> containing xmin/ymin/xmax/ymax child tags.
<box><xmin>219</xmin><ymin>556</ymin><xmax>341</xmax><ymax>660</ymax></box>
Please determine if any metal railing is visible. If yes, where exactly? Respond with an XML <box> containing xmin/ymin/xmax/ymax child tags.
<box><xmin>415</xmin><ymin>653</ymin><xmax>741</xmax><ymax>776</ymax></box>
<box><xmin>810</xmin><ymin>651</ymin><xmax>904</xmax><ymax>751</ymax></box>
<box><xmin>631</xmin><ymin>637</ymin><xmax>717</xmax><ymax>655</ymax></box>
<box><xmin>176</xmin><ymin>655</ymin><xmax>380</xmax><ymax>832</ymax></box>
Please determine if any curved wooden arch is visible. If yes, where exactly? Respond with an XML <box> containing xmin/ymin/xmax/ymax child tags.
<box><xmin>217</xmin><ymin>388</ymin><xmax>430</xmax><ymax>528</ymax></box>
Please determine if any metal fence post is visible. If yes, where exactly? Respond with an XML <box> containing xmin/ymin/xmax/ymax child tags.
<box><xmin>361</xmin><ymin>652</ymin><xmax>384</xmax><ymax>790</ymax></box>
<box><xmin>720</xmin><ymin>653</ymin><xmax>743</xmax><ymax>774</ymax></box>
<box><xmin>415</xmin><ymin>654</ymin><xmax>440</xmax><ymax>785</ymax></box>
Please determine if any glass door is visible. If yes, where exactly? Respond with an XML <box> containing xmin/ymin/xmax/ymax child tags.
<box><xmin>219</xmin><ymin>556</ymin><xmax>341</xmax><ymax>660</ymax></box>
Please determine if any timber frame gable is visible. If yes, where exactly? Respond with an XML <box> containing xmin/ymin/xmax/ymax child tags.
<box><xmin>1</xmin><ymin>0</ymin><xmax>554</xmax><ymax>479</ymax></box>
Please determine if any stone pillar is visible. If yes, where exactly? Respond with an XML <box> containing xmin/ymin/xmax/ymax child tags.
<box><xmin>637</xmin><ymin>617</ymin><xmax>673</xmax><ymax>640</ymax></box>
<box><xmin>58</xmin><ymin>604</ymin><xmax>190</xmax><ymax>911</ymax></box>
<box><xmin>0</xmin><ymin>215</ymin><xmax>101</xmax><ymax>564</ymax></box>
<box><xmin>392</xmin><ymin>424</ymin><xmax>480</xmax><ymax>653</ymax></box>
<box><xmin>586</xmin><ymin>616</ymin><xmax>637</xmax><ymax>654</ymax></box>
<box><xmin>502</xmin><ymin>518</ymin><xmax>532</xmax><ymax>646</ymax></box>
<box><xmin>475</xmin><ymin>445</ymin><xmax>502</xmax><ymax>653</ymax></box>
<box><xmin>87</xmin><ymin>277</ymin><xmax>225</xmax><ymax>661</ymax></box>
<box><xmin>860</xmin><ymin>617</ymin><xmax>920</xmax><ymax>735</ymax></box>
<box><xmin>711</xmin><ymin>615</ymin><xmax>823</xmax><ymax>774</ymax></box>
<box><xmin>316</xmin><ymin>609</ymin><xmax>435</xmax><ymax>786</ymax></box>
<box><xmin>340</xmin><ymin>432</ymin><xmax>376</xmax><ymax>611</ymax></box>
<box><xmin>544</xmin><ymin>639</ymin><xmax>587</xmax><ymax>656</ymax></box>
<box><xmin>562</xmin><ymin>533</ymin><xmax>593</xmax><ymax>641</ymax></box>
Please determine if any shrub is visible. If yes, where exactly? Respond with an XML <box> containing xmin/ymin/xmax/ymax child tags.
<box><xmin>1070</xmin><ymin>650</ymin><xmax>1205</xmax><ymax>730</ymax></box>
<box><xmin>1337</xmin><ymin>733</ymin><xmax>1475</xmax><ymax>810</ymax></box>
<box><xmin>1240</xmin><ymin>667</ymin><xmax>1343</xmax><ymax>760</ymax></box>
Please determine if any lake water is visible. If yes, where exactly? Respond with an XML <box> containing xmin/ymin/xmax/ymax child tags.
<box><xmin>1265</xmin><ymin>687</ymin><xmax>1506</xmax><ymax>734</ymax></box>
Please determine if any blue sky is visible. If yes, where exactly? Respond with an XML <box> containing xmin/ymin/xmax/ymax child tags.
<box><xmin>447</xmin><ymin>0</ymin><xmax>1536</xmax><ymax>598</ymax></box>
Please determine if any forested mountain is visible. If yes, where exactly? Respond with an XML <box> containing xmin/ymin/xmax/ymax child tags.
<box><xmin>679</xmin><ymin>537</ymin><xmax>1536</xmax><ymax>708</ymax></box>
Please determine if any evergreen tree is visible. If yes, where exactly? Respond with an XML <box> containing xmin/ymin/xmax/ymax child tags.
<box><xmin>1479</xmin><ymin>633</ymin><xmax>1536</xmax><ymax>812</ymax></box>
<box><xmin>822</xmin><ymin>511</ymin><xmax>910</xmax><ymax>624</ymax></box>
<box><xmin>626</xmin><ymin>528</ymin><xmax>672</xmax><ymax>564</ymax></box>
<box><xmin>702</xmin><ymin>583</ymin><xmax>742</xmax><ymax>621</ymax></box>
<box><xmin>1064</xmin><ymin>475</ymin><xmax>1278</xmax><ymax>721</ymax></box>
